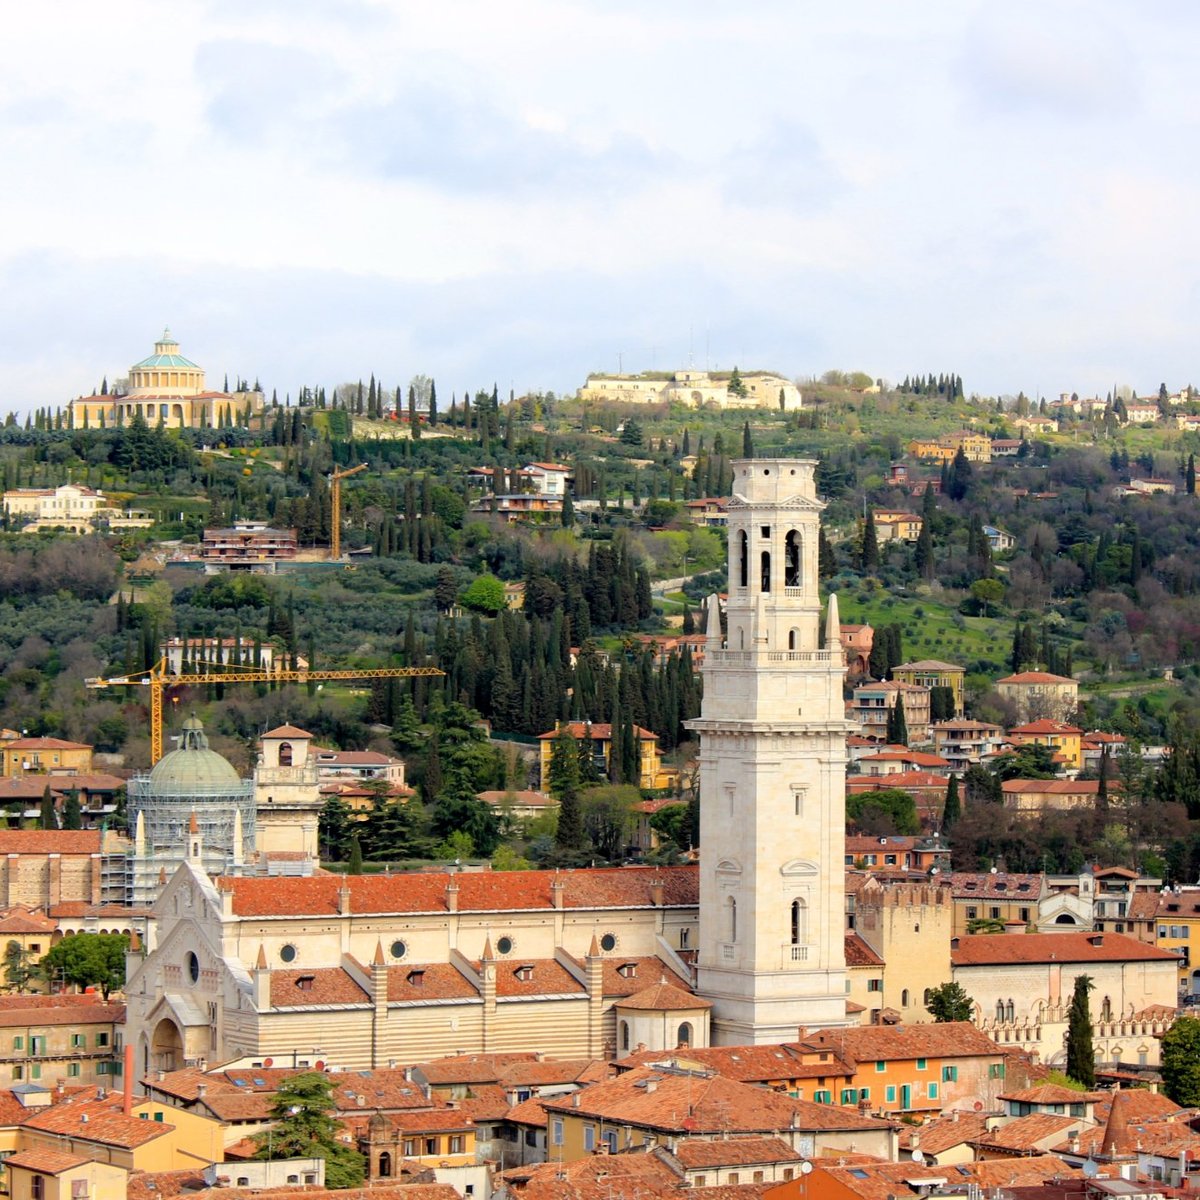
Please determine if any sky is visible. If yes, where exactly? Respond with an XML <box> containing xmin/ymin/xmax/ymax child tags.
<box><xmin>2</xmin><ymin>1</ymin><xmax>1199</xmax><ymax>411</ymax></box>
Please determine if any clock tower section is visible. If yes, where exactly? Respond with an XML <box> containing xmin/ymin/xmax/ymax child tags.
<box><xmin>689</xmin><ymin>458</ymin><xmax>852</xmax><ymax>1043</ymax></box>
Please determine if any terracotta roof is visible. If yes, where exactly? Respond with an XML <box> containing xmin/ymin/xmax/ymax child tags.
<box><xmin>616</xmin><ymin>1046</ymin><xmax>852</xmax><ymax>1085</ymax></box>
<box><xmin>489</xmin><ymin>958</ymin><xmax>585</xmax><ymax>998</ymax></box>
<box><xmin>1091</xmin><ymin>1089</ymin><xmax>1181</xmax><ymax>1126</ymax></box>
<box><xmin>812</xmin><ymin>1154</ymin><xmax>1079</xmax><ymax>1200</ymax></box>
<box><xmin>974</xmin><ymin>1111</ymin><xmax>1084</xmax><ymax>1150</ymax></box>
<box><xmin>0</xmin><ymin>830</ymin><xmax>101</xmax><ymax>853</ymax></box>
<box><xmin>262</xmin><ymin>725</ymin><xmax>313</xmax><ymax>739</ymax></box>
<box><xmin>4</xmin><ymin>1149</ymin><xmax>94</xmax><ymax>1174</ymax></box>
<box><xmin>999</xmin><ymin>1084</ymin><xmax>1103</xmax><ymax>1105</ymax></box>
<box><xmin>542</xmin><ymin>1066</ymin><xmax>893</xmax><ymax>1134</ymax></box>
<box><xmin>270</xmin><ymin>968</ymin><xmax>370</xmax><ymax>1008</ymax></box>
<box><xmin>537</xmin><ymin>722</ymin><xmax>658</xmax><ymax>742</ymax></box>
<box><xmin>613</xmin><ymin>979</ymin><xmax>711</xmax><ymax>1011</ymax></box>
<box><xmin>21</xmin><ymin>1094</ymin><xmax>175</xmax><ymax>1148</ymax></box>
<box><xmin>3</xmin><ymin>737</ymin><xmax>91</xmax><ymax>751</ymax></box>
<box><xmin>219</xmin><ymin>864</ymin><xmax>697</xmax><ymax>916</ymax></box>
<box><xmin>673</xmin><ymin>1136</ymin><xmax>804</xmax><ymax>1167</ymax></box>
<box><xmin>998</xmin><ymin>672</ymin><xmax>1077</xmax><ymax>685</ymax></box>
<box><xmin>800</xmin><ymin>1022</ymin><xmax>1003</xmax><ymax>1066</ymax></box>
<box><xmin>499</xmin><ymin>1059</ymin><xmax>610</xmax><ymax>1089</ymax></box>
<box><xmin>458</xmin><ymin>1084</ymin><xmax>511</xmax><ymax>1123</ymax></box>
<box><xmin>504</xmin><ymin>1095</ymin><xmax>549</xmax><ymax>1127</ymax></box>
<box><xmin>314</xmin><ymin>749</ymin><xmax>397</xmax><ymax>767</ymax></box>
<box><xmin>496</xmin><ymin>1151</ymin><xmax>678</xmax><ymax>1200</ymax></box>
<box><xmin>1127</xmin><ymin>892</ymin><xmax>1160</xmax><ymax>920</ymax></box>
<box><xmin>413</xmin><ymin>1053</ymin><xmax>537</xmax><ymax>1086</ymax></box>
<box><xmin>1009</xmin><ymin>720</ymin><xmax>1083</xmax><ymax>735</ymax></box>
<box><xmin>0</xmin><ymin>1000</ymin><xmax>121</xmax><ymax>1028</ymax></box>
<box><xmin>378</xmin><ymin>1108</ymin><xmax>474</xmax><ymax>1133</ymax></box>
<box><xmin>387</xmin><ymin>963</ymin><xmax>479</xmax><ymax>1003</ymax></box>
<box><xmin>0</xmin><ymin>907</ymin><xmax>56</xmax><ymax>934</ymax></box>
<box><xmin>477</xmin><ymin>790</ymin><xmax>556</xmax><ymax>808</ymax></box>
<box><xmin>950</xmin><ymin>872</ymin><xmax>1044</xmax><ymax>899</ymax></box>
<box><xmin>1002</xmin><ymin>779</ymin><xmax>1110</xmax><ymax>795</ymax></box>
<box><xmin>847</xmin><ymin>771</ymin><xmax>950</xmax><ymax>791</ymax></box>
<box><xmin>952</xmin><ymin>931</ymin><xmax>1179</xmax><ymax>966</ymax></box>
<box><xmin>855</xmin><ymin>751</ymin><xmax>952</xmax><ymax>768</ymax></box>
<box><xmin>597</xmin><ymin>957</ymin><xmax>691</xmax><ymax>997</ymax></box>
<box><xmin>845</xmin><ymin>933</ymin><xmax>885</xmax><ymax>967</ymax></box>
<box><xmin>900</xmin><ymin>1110</ymin><xmax>991</xmax><ymax>1154</ymax></box>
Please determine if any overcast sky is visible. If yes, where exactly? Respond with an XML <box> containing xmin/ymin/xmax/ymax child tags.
<box><xmin>3</xmin><ymin>1</ymin><xmax>1198</xmax><ymax>410</ymax></box>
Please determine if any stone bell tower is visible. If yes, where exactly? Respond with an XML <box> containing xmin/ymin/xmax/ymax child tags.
<box><xmin>688</xmin><ymin>458</ymin><xmax>852</xmax><ymax>1043</ymax></box>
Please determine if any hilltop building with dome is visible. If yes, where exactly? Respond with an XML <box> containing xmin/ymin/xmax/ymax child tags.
<box><xmin>69</xmin><ymin>330</ymin><xmax>265</xmax><ymax>430</ymax></box>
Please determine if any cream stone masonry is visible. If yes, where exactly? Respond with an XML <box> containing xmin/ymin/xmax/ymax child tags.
<box><xmin>689</xmin><ymin>458</ymin><xmax>852</xmax><ymax>1043</ymax></box>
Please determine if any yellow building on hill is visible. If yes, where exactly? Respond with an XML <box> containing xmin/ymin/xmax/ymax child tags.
<box><xmin>69</xmin><ymin>331</ymin><xmax>264</xmax><ymax>431</ymax></box>
<box><xmin>537</xmin><ymin>721</ymin><xmax>670</xmax><ymax>791</ymax></box>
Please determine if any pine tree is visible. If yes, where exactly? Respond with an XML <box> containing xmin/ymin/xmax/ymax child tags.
<box><xmin>428</xmin><ymin>379</ymin><xmax>438</xmax><ymax>426</ymax></box>
<box><xmin>347</xmin><ymin>837</ymin><xmax>364</xmax><ymax>876</ymax></box>
<box><xmin>914</xmin><ymin>518</ymin><xmax>934</xmax><ymax>579</ymax></box>
<box><xmin>1188</xmin><ymin>454</ymin><xmax>1196</xmax><ymax>496</ymax></box>
<box><xmin>1066</xmin><ymin>974</ymin><xmax>1095</xmax><ymax>1086</ymax></box>
<box><xmin>886</xmin><ymin>693</ymin><xmax>909</xmax><ymax>746</ymax></box>
<box><xmin>742</xmin><ymin>420</ymin><xmax>753</xmax><ymax>458</ymax></box>
<box><xmin>63</xmin><ymin>790</ymin><xmax>82</xmax><ymax>830</ymax></box>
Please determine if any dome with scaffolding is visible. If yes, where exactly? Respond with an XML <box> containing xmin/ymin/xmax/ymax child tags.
<box><xmin>126</xmin><ymin>715</ymin><xmax>256</xmax><ymax>905</ymax></box>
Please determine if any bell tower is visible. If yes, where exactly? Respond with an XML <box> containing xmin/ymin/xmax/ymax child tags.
<box><xmin>689</xmin><ymin>458</ymin><xmax>852</xmax><ymax>1043</ymax></box>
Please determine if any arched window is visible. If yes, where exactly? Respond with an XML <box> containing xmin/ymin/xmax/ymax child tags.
<box><xmin>738</xmin><ymin>531</ymin><xmax>748</xmax><ymax>588</ymax></box>
<box><xmin>791</xmin><ymin>899</ymin><xmax>806</xmax><ymax>945</ymax></box>
<box><xmin>996</xmin><ymin>1000</ymin><xmax>1005</xmax><ymax>1022</ymax></box>
<box><xmin>1006</xmin><ymin>999</ymin><xmax>1015</xmax><ymax>1022</ymax></box>
<box><xmin>901</xmin><ymin>989</ymin><xmax>910</xmax><ymax>1007</ymax></box>
<box><xmin>620</xmin><ymin>1021</ymin><xmax>630</xmax><ymax>1051</ymax></box>
<box><xmin>761</xmin><ymin>551</ymin><xmax>771</xmax><ymax>593</ymax></box>
<box><xmin>1055</xmin><ymin>913</ymin><xmax>1076</xmax><ymax>925</ymax></box>
<box><xmin>727</xmin><ymin>896</ymin><xmax>738</xmax><ymax>943</ymax></box>
<box><xmin>788</xmin><ymin>629</ymin><xmax>797</xmax><ymax>650</ymax></box>
<box><xmin>923</xmin><ymin>989</ymin><xmax>933</xmax><ymax>1007</ymax></box>
<box><xmin>785</xmin><ymin>530</ymin><xmax>800</xmax><ymax>587</ymax></box>
<box><xmin>1101</xmin><ymin>996</ymin><xmax>1113</xmax><ymax>1022</ymax></box>
<box><xmin>279</xmin><ymin>742</ymin><xmax>293</xmax><ymax>767</ymax></box>
<box><xmin>678</xmin><ymin>1022</ymin><xmax>693</xmax><ymax>1048</ymax></box>
<box><xmin>378</xmin><ymin>1153</ymin><xmax>392</xmax><ymax>1179</ymax></box>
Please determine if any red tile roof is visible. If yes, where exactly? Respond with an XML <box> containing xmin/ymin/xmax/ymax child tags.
<box><xmin>387</xmin><ymin>963</ymin><xmax>479</xmax><ymax>1003</ymax></box>
<box><xmin>21</xmin><ymin>1093</ymin><xmax>175</xmax><ymax>1148</ymax></box>
<box><xmin>999</xmin><ymin>1084</ymin><xmax>1103</xmax><ymax>1105</ymax></box>
<box><xmin>800</xmin><ymin>1022</ymin><xmax>1003</xmax><ymax>1066</ymax></box>
<box><xmin>262</xmin><ymin>725</ymin><xmax>313</xmax><ymax>739</ymax></box>
<box><xmin>270</xmin><ymin>968</ymin><xmax>370</xmax><ymax>1007</ymax></box>
<box><xmin>537</xmin><ymin>722</ymin><xmax>658</xmax><ymax>742</ymax></box>
<box><xmin>973</xmin><ymin>1111</ymin><xmax>1084</xmax><ymax>1150</ymax></box>
<box><xmin>673</xmin><ymin>1135</ymin><xmax>804</xmax><ymax>1167</ymax></box>
<box><xmin>0</xmin><ymin>830</ymin><xmax>101</xmax><ymax>854</ymax></box>
<box><xmin>613</xmin><ymin>979</ymin><xmax>710</xmax><ymax>1011</ymax></box>
<box><xmin>489</xmin><ymin>958</ymin><xmax>586</xmax><ymax>998</ymax></box>
<box><xmin>616</xmin><ymin>1046</ymin><xmax>852</xmax><ymax>1085</ymax></box>
<box><xmin>1009</xmin><ymin>720</ymin><xmax>1084</xmax><ymax>735</ymax></box>
<box><xmin>952</xmin><ymin>931</ymin><xmax>1179</xmax><ymax>966</ymax></box>
<box><xmin>2</xmin><ymin>737</ymin><xmax>92</xmax><ymax>751</ymax></box>
<box><xmin>998</xmin><ymin>672</ymin><xmax>1076</xmax><ymax>685</ymax></box>
<box><xmin>542</xmin><ymin>1066</ymin><xmax>892</xmax><ymax>1134</ymax></box>
<box><xmin>597</xmin><ymin>956</ymin><xmax>691</xmax><ymax>997</ymax></box>
<box><xmin>4</xmin><ymin>1149</ymin><xmax>93</xmax><ymax>1174</ymax></box>
<box><xmin>219</xmin><ymin>864</ymin><xmax>697</xmax><ymax>916</ymax></box>
<box><xmin>845</xmin><ymin>934</ymin><xmax>885</xmax><ymax>967</ymax></box>
<box><xmin>950</xmin><ymin>872</ymin><xmax>1044</xmax><ymax>899</ymax></box>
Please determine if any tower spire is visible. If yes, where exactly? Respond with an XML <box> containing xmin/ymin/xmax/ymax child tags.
<box><xmin>825</xmin><ymin>592</ymin><xmax>842</xmax><ymax>649</ymax></box>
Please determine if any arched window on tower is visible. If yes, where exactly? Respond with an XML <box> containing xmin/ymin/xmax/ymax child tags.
<box><xmin>620</xmin><ymin>1020</ymin><xmax>630</xmax><ymax>1051</ymax></box>
<box><xmin>761</xmin><ymin>551</ymin><xmax>771</xmax><ymax>593</ymax></box>
<box><xmin>677</xmin><ymin>1022</ymin><xmax>693</xmax><ymax>1048</ymax></box>
<box><xmin>738</xmin><ymin>531</ymin><xmax>748</xmax><ymax>588</ymax></box>
<box><xmin>378</xmin><ymin>1153</ymin><xmax>392</xmax><ymax>1179</ymax></box>
<box><xmin>785</xmin><ymin>530</ymin><xmax>800</xmax><ymax>587</ymax></box>
<box><xmin>279</xmin><ymin>742</ymin><xmax>293</xmax><ymax>767</ymax></box>
<box><xmin>727</xmin><ymin>896</ymin><xmax>738</xmax><ymax>943</ymax></box>
<box><xmin>788</xmin><ymin>629</ymin><xmax>797</xmax><ymax>650</ymax></box>
<box><xmin>1006</xmin><ymin>999</ymin><xmax>1015</xmax><ymax>1022</ymax></box>
<box><xmin>901</xmin><ymin>988</ymin><xmax>910</xmax><ymax>1007</ymax></box>
<box><xmin>995</xmin><ymin>1000</ymin><xmax>1005</xmax><ymax>1022</ymax></box>
<box><xmin>791</xmin><ymin>899</ymin><xmax>806</xmax><ymax>945</ymax></box>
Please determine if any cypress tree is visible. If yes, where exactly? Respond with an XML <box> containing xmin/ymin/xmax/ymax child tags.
<box><xmin>1066</xmin><ymin>975</ymin><xmax>1096</xmax><ymax>1086</ymax></box>
<box><xmin>942</xmin><ymin>774</ymin><xmax>960</xmax><ymax>830</ymax></box>
<box><xmin>39</xmin><ymin>786</ymin><xmax>57</xmax><ymax>831</ymax></box>
<box><xmin>1188</xmin><ymin>454</ymin><xmax>1196</xmax><ymax>496</ymax></box>
<box><xmin>860</xmin><ymin>509</ymin><xmax>879</xmax><ymax>572</ymax></box>
<box><xmin>742</xmin><ymin>420</ymin><xmax>753</xmax><ymax>458</ymax></box>
<box><xmin>63</xmin><ymin>790</ymin><xmax>82</xmax><ymax>830</ymax></box>
<box><xmin>347</xmin><ymin>837</ymin><xmax>364</xmax><ymax>876</ymax></box>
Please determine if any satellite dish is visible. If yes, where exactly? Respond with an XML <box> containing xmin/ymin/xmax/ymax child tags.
<box><xmin>315</xmin><ymin>1060</ymin><xmax>326</xmax><ymax>1071</ymax></box>
<box><xmin>800</xmin><ymin>1162</ymin><xmax>813</xmax><ymax>1176</ymax></box>
<box><xmin>263</xmin><ymin>1057</ymin><xmax>273</xmax><ymax>1068</ymax></box>
<box><xmin>990</xmin><ymin>866</ymin><xmax>998</xmax><ymax>874</ymax></box>
<box><xmin>912</xmin><ymin>1150</ymin><xmax>926</xmax><ymax>1165</ymax></box>
<box><xmin>1082</xmin><ymin>1161</ymin><xmax>1099</xmax><ymax>1179</ymax></box>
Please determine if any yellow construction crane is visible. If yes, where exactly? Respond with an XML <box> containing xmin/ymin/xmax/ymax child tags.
<box><xmin>86</xmin><ymin>657</ymin><xmax>444</xmax><ymax>764</ymax></box>
<box><xmin>330</xmin><ymin>463</ymin><xmax>368</xmax><ymax>559</ymax></box>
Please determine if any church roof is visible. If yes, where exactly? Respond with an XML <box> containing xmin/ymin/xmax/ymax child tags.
<box><xmin>132</xmin><ymin>329</ymin><xmax>199</xmax><ymax>370</ymax></box>
<box><xmin>613</xmin><ymin>978</ymin><xmax>711</xmax><ymax>1011</ymax></box>
<box><xmin>147</xmin><ymin>716</ymin><xmax>242</xmax><ymax>792</ymax></box>
<box><xmin>218</xmin><ymin>864</ymin><xmax>698</xmax><ymax>916</ymax></box>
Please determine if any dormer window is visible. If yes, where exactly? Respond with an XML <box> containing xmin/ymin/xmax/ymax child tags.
<box><xmin>407</xmin><ymin>969</ymin><xmax>426</xmax><ymax>988</ymax></box>
<box><xmin>514</xmin><ymin>965</ymin><xmax>535</xmax><ymax>982</ymax></box>
<box><xmin>295</xmin><ymin>975</ymin><xmax>315</xmax><ymax>991</ymax></box>
<box><xmin>617</xmin><ymin>962</ymin><xmax>638</xmax><ymax>979</ymax></box>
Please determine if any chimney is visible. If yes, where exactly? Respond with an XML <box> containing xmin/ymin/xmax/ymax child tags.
<box><xmin>551</xmin><ymin>872</ymin><xmax>565</xmax><ymax>910</ymax></box>
<box><xmin>338</xmin><ymin>880</ymin><xmax>352</xmax><ymax>916</ymax></box>
<box><xmin>572</xmin><ymin>1093</ymin><xmax>581</xmax><ymax>1108</ymax></box>
<box><xmin>645</xmin><ymin>1079</ymin><xmax>657</xmax><ymax>1094</ymax></box>
<box><xmin>650</xmin><ymin>878</ymin><xmax>664</xmax><ymax>908</ymax></box>
<box><xmin>446</xmin><ymin>880</ymin><xmax>460</xmax><ymax>913</ymax></box>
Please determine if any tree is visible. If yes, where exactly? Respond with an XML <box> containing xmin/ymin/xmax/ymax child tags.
<box><xmin>942</xmin><ymin>774</ymin><xmax>960</xmax><ymax>830</ymax></box>
<box><xmin>1161</xmin><ymin>1016</ymin><xmax>1200</xmax><ymax>1105</ymax></box>
<box><xmin>561</xmin><ymin>492</ymin><xmax>574</xmax><ymax>527</ymax></box>
<box><xmin>39</xmin><ymin>787</ymin><xmax>57</xmax><ymax>831</ymax></box>
<box><xmin>885</xmin><ymin>694</ymin><xmax>908</xmax><ymax>745</ymax></box>
<box><xmin>859</xmin><ymin>510</ymin><xmax>879</xmax><ymax>572</ymax></box>
<box><xmin>549</xmin><ymin>729</ymin><xmax>585</xmax><ymax>854</ymax></box>
<box><xmin>459</xmin><ymin>574</ymin><xmax>507</xmax><ymax>615</ymax></box>
<box><xmin>434</xmin><ymin>566</ymin><xmax>459</xmax><ymax>613</ymax></box>
<box><xmin>728</xmin><ymin>366</ymin><xmax>748</xmax><ymax>398</ymax></box>
<box><xmin>581</xmin><ymin>784</ymin><xmax>637</xmax><ymax>862</ymax></box>
<box><xmin>925</xmin><ymin>982</ymin><xmax>973</xmax><ymax>1023</ymax></box>
<box><xmin>62</xmin><ymin>790</ymin><xmax>82</xmax><ymax>831</ymax></box>
<box><xmin>1066</xmin><ymin>974</ymin><xmax>1095</xmax><ymax>1087</ymax></box>
<box><xmin>846</xmin><ymin>788</ymin><xmax>919</xmax><ymax>836</ymax></box>
<box><xmin>970</xmin><ymin>578</ymin><xmax>1004</xmax><ymax>617</ymax></box>
<box><xmin>346</xmin><ymin>836</ymin><xmax>364</xmax><ymax>876</ymax></box>
<box><xmin>3</xmin><ymin>941</ymin><xmax>36</xmax><ymax>993</ymax></box>
<box><xmin>619</xmin><ymin>419</ymin><xmax>644</xmax><ymax>447</ymax></box>
<box><xmin>254</xmin><ymin>1072</ymin><xmax>365</xmax><ymax>1188</ymax></box>
<box><xmin>742</xmin><ymin>420</ymin><xmax>754</xmax><ymax>458</ymax></box>
<box><xmin>914</xmin><ymin>517</ymin><xmax>934</xmax><ymax>579</ymax></box>
<box><xmin>39</xmin><ymin>933</ymin><xmax>128</xmax><ymax>999</ymax></box>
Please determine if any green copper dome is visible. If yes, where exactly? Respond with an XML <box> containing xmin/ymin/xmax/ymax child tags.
<box><xmin>148</xmin><ymin>715</ymin><xmax>241</xmax><ymax>792</ymax></box>
<box><xmin>133</xmin><ymin>327</ymin><xmax>200</xmax><ymax>370</ymax></box>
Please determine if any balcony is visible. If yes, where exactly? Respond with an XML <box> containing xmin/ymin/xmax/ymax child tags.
<box><xmin>783</xmin><ymin>944</ymin><xmax>809</xmax><ymax>964</ymax></box>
